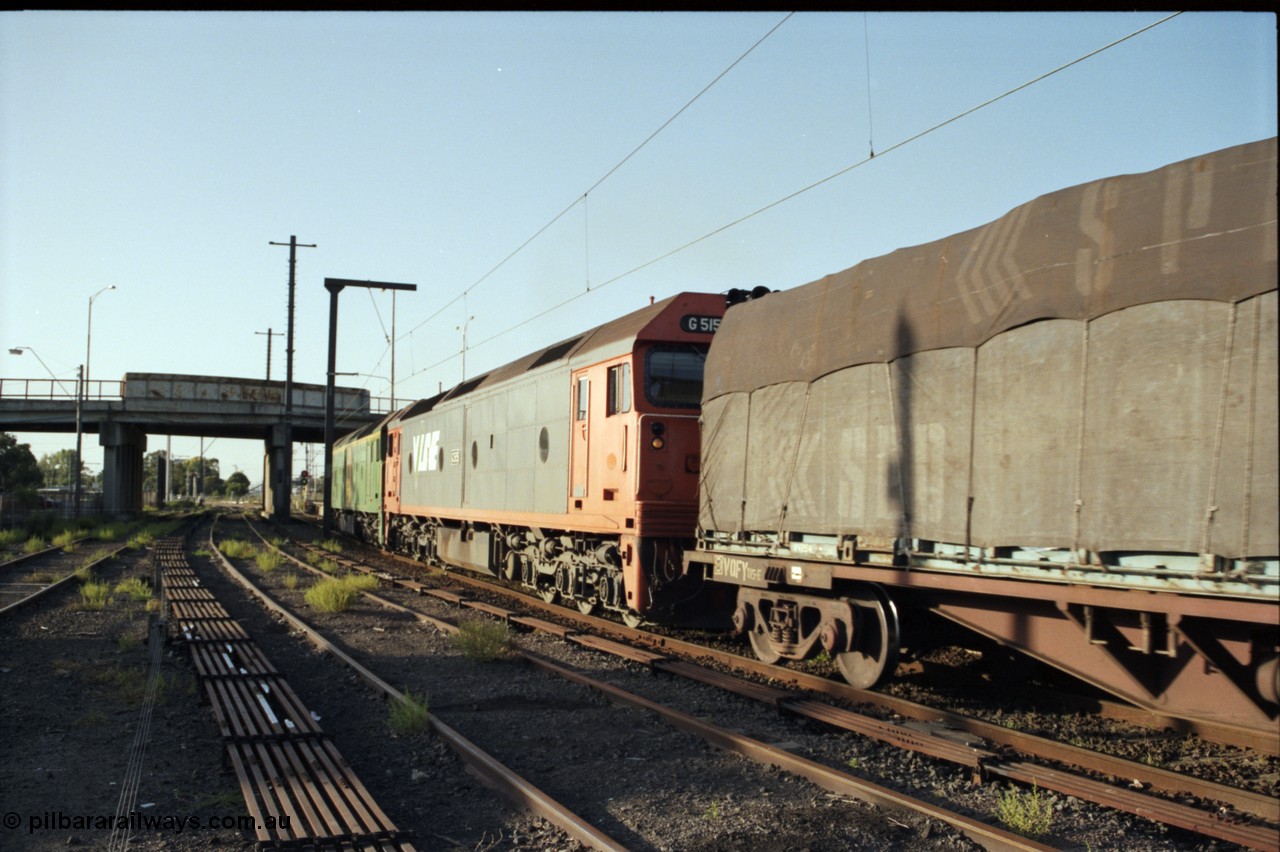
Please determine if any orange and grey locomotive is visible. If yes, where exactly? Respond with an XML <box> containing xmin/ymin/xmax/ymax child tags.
<box><xmin>333</xmin><ymin>292</ymin><xmax>727</xmax><ymax>625</ymax></box>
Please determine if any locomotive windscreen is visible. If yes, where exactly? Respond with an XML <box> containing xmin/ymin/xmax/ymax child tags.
<box><xmin>645</xmin><ymin>345</ymin><xmax>708</xmax><ymax>409</ymax></box>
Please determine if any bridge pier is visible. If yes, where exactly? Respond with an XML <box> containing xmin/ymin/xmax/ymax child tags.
<box><xmin>100</xmin><ymin>421</ymin><xmax>147</xmax><ymax>517</ymax></box>
<box><xmin>263</xmin><ymin>423</ymin><xmax>291</xmax><ymax>521</ymax></box>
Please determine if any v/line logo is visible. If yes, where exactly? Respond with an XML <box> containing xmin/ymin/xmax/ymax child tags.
<box><xmin>412</xmin><ymin>430</ymin><xmax>441</xmax><ymax>472</ymax></box>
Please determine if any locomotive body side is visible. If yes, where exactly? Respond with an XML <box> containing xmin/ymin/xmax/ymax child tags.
<box><xmin>382</xmin><ymin>292</ymin><xmax>726</xmax><ymax>621</ymax></box>
<box><xmin>689</xmin><ymin>138</ymin><xmax>1279</xmax><ymax>731</ymax></box>
<box><xmin>329</xmin><ymin>419</ymin><xmax>386</xmax><ymax>545</ymax></box>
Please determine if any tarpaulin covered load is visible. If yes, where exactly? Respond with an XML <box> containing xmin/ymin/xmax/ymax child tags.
<box><xmin>700</xmin><ymin>138</ymin><xmax>1278</xmax><ymax>561</ymax></box>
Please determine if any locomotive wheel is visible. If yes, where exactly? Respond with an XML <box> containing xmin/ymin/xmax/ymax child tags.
<box><xmin>748</xmin><ymin>626</ymin><xmax>783</xmax><ymax>665</ymax></box>
<box><xmin>835</xmin><ymin>586</ymin><xmax>901</xmax><ymax>690</ymax></box>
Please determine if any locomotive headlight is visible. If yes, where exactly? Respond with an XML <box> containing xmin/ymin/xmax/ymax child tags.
<box><xmin>649</xmin><ymin>421</ymin><xmax>666</xmax><ymax>450</ymax></box>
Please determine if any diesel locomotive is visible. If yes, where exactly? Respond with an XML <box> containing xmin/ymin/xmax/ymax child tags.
<box><xmin>332</xmin><ymin>137</ymin><xmax>1278</xmax><ymax>732</ymax></box>
<box><xmin>332</xmin><ymin>291</ymin><xmax>728</xmax><ymax>624</ymax></box>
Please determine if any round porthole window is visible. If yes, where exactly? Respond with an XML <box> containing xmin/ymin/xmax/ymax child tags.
<box><xmin>538</xmin><ymin>427</ymin><xmax>549</xmax><ymax>463</ymax></box>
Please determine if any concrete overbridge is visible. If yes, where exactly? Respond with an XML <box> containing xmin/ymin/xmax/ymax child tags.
<box><xmin>0</xmin><ymin>372</ymin><xmax>382</xmax><ymax>516</ymax></box>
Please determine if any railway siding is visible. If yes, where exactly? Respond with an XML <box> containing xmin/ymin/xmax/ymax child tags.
<box><xmin>158</xmin><ymin>537</ymin><xmax>415</xmax><ymax>850</ymax></box>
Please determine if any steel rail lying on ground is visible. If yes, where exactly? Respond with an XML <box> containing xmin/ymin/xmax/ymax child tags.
<box><xmin>219</xmin><ymin>517</ymin><xmax>626</xmax><ymax>852</ymax></box>
<box><xmin>164</xmin><ymin>533</ymin><xmax>417</xmax><ymax>851</ymax></box>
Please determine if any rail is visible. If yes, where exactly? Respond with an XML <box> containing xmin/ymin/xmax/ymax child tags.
<box><xmin>160</xmin><ymin>536</ymin><xmax>415</xmax><ymax>850</ymax></box>
<box><xmin>283</xmin><ymin>524</ymin><xmax>1279</xmax><ymax>849</ymax></box>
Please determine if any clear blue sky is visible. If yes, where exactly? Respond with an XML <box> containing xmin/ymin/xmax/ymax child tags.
<box><xmin>1</xmin><ymin>11</ymin><xmax>1276</xmax><ymax>488</ymax></box>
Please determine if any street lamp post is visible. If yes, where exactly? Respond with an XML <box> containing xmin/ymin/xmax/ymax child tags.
<box><xmin>80</xmin><ymin>285</ymin><xmax>115</xmax><ymax>519</ymax></box>
<box><xmin>73</xmin><ymin>365</ymin><xmax>84</xmax><ymax>517</ymax></box>
<box><xmin>7</xmin><ymin>347</ymin><xmax>74</xmax><ymax>397</ymax></box>
<box><xmin>7</xmin><ymin>347</ymin><xmax>79</xmax><ymax>516</ymax></box>
<box><xmin>85</xmin><ymin>285</ymin><xmax>116</xmax><ymax>392</ymax></box>
<box><xmin>457</xmin><ymin>315</ymin><xmax>475</xmax><ymax>382</ymax></box>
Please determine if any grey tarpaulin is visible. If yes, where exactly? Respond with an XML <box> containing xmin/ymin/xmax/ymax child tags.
<box><xmin>700</xmin><ymin>138</ymin><xmax>1278</xmax><ymax>560</ymax></box>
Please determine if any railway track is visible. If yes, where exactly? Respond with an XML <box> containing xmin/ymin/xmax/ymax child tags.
<box><xmin>272</xmin><ymin>514</ymin><xmax>1280</xmax><ymax>844</ymax></box>
<box><xmin>0</xmin><ymin>539</ymin><xmax>128</xmax><ymax>617</ymax></box>
<box><xmin>216</xmin><ymin>513</ymin><xmax>1060</xmax><ymax>850</ymax></box>
<box><xmin>160</xmin><ymin>534</ymin><xmax>418</xmax><ymax>850</ymax></box>
<box><xmin>203</xmin><ymin>515</ymin><xmax>630</xmax><ymax>851</ymax></box>
<box><xmin>246</xmin><ymin>513</ymin><xmax>1279</xmax><ymax>851</ymax></box>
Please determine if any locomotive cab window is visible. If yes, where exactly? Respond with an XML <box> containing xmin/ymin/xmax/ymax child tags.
<box><xmin>607</xmin><ymin>363</ymin><xmax>631</xmax><ymax>415</ymax></box>
<box><xmin>644</xmin><ymin>345</ymin><xmax>707</xmax><ymax>409</ymax></box>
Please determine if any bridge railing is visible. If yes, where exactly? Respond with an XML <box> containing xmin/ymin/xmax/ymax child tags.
<box><xmin>2</xmin><ymin>375</ymin><xmax>395</xmax><ymax>414</ymax></box>
<box><xmin>0</xmin><ymin>378</ymin><xmax>125</xmax><ymax>400</ymax></box>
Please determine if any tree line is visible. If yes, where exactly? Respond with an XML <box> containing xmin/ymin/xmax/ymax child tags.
<box><xmin>0</xmin><ymin>432</ymin><xmax>251</xmax><ymax>505</ymax></box>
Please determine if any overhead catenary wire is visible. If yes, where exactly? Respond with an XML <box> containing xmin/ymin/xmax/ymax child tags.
<box><xmin>397</xmin><ymin>12</ymin><xmax>1180</xmax><ymax>395</ymax></box>
<box><xmin>398</xmin><ymin>12</ymin><xmax>796</xmax><ymax>349</ymax></box>
<box><xmin>461</xmin><ymin>12</ymin><xmax>1183</xmax><ymax>362</ymax></box>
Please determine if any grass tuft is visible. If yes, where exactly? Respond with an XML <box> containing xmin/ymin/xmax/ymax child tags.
<box><xmin>388</xmin><ymin>688</ymin><xmax>430</xmax><ymax>735</ymax></box>
<box><xmin>304</xmin><ymin>574</ymin><xmax>377</xmax><ymax>613</ymax></box>
<box><xmin>52</xmin><ymin>530</ymin><xmax>79</xmax><ymax>552</ymax></box>
<box><xmin>218</xmin><ymin>538</ymin><xmax>257</xmax><ymax>560</ymax></box>
<box><xmin>996</xmin><ymin>784</ymin><xmax>1053</xmax><ymax>838</ymax></box>
<box><xmin>452</xmin><ymin>618</ymin><xmax>514</xmax><ymax>662</ymax></box>
<box><xmin>255</xmin><ymin>549</ymin><xmax>286</xmax><ymax>573</ymax></box>
<box><xmin>283</xmin><ymin>572</ymin><xmax>299</xmax><ymax>591</ymax></box>
<box><xmin>81</xmin><ymin>580</ymin><xmax>113</xmax><ymax>610</ymax></box>
<box><xmin>114</xmin><ymin>577</ymin><xmax>152</xmax><ymax>603</ymax></box>
<box><xmin>0</xmin><ymin>528</ymin><xmax>24</xmax><ymax>548</ymax></box>
<box><xmin>127</xmin><ymin>531</ymin><xmax>155</xmax><ymax>550</ymax></box>
<box><xmin>23</xmin><ymin>535</ymin><xmax>47</xmax><ymax>554</ymax></box>
<box><xmin>318</xmin><ymin>538</ymin><xmax>343</xmax><ymax>554</ymax></box>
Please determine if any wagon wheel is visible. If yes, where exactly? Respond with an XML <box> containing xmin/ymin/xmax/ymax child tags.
<box><xmin>538</xmin><ymin>585</ymin><xmax>559</xmax><ymax>604</ymax></box>
<box><xmin>835</xmin><ymin>586</ymin><xmax>900</xmax><ymax>689</ymax></box>
<box><xmin>747</xmin><ymin>625</ymin><xmax>783</xmax><ymax>665</ymax></box>
<box><xmin>621</xmin><ymin>611</ymin><xmax>643</xmax><ymax>629</ymax></box>
<box><xmin>576</xmin><ymin>599</ymin><xmax>598</xmax><ymax>616</ymax></box>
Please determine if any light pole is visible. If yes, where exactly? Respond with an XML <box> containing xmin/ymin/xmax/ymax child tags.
<box><xmin>7</xmin><ymin>347</ymin><xmax>74</xmax><ymax>397</ymax></box>
<box><xmin>7</xmin><ymin>347</ymin><xmax>80</xmax><ymax>516</ymax></box>
<box><xmin>83</xmin><ymin>284</ymin><xmax>115</xmax><ymax>519</ymax></box>
<box><xmin>85</xmin><ymin>285</ymin><xmax>116</xmax><ymax>392</ymax></box>
<box><xmin>457</xmin><ymin>315</ymin><xmax>475</xmax><ymax>382</ymax></box>
<box><xmin>73</xmin><ymin>364</ymin><xmax>83</xmax><ymax>517</ymax></box>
